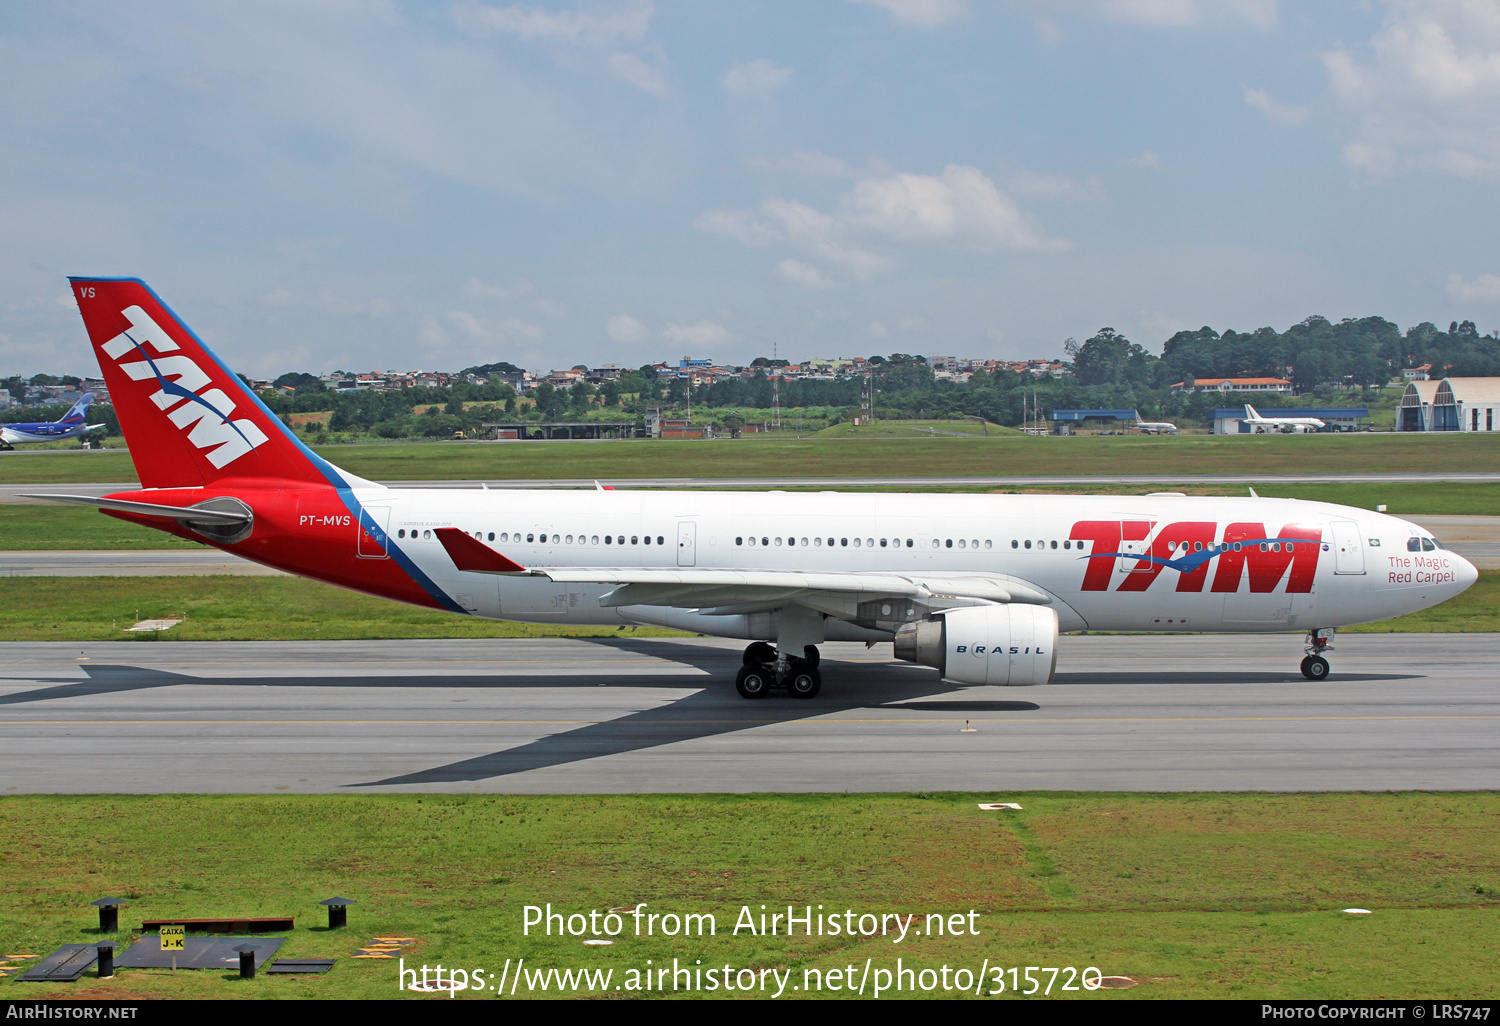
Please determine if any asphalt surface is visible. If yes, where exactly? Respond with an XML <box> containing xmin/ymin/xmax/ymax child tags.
<box><xmin>1</xmin><ymin>634</ymin><xmax>1494</xmax><ymax>793</ymax></box>
<box><xmin>0</xmin><ymin>549</ymin><xmax>289</xmax><ymax>576</ymax></box>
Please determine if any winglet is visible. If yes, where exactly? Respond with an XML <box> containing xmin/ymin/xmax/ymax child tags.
<box><xmin>434</xmin><ymin>528</ymin><xmax>529</xmax><ymax>573</ymax></box>
<box><xmin>594</xmin><ymin>480</ymin><xmax>615</xmax><ymax>491</ymax></box>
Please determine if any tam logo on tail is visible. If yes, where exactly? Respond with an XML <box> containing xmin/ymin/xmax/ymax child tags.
<box><xmin>100</xmin><ymin>304</ymin><xmax>269</xmax><ymax>469</ymax></box>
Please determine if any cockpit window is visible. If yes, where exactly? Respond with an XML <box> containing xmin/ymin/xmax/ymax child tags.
<box><xmin>1407</xmin><ymin>537</ymin><xmax>1422</xmax><ymax>552</ymax></box>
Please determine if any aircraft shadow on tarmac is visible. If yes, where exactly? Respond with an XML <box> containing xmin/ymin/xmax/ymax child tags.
<box><xmin>0</xmin><ymin>638</ymin><xmax>1422</xmax><ymax>785</ymax></box>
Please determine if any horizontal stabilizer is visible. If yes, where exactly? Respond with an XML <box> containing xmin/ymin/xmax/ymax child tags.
<box><xmin>22</xmin><ymin>493</ymin><xmax>250</xmax><ymax>524</ymax></box>
<box><xmin>434</xmin><ymin>528</ymin><xmax>529</xmax><ymax>574</ymax></box>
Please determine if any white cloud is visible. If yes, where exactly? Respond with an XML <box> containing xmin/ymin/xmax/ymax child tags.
<box><xmin>723</xmin><ymin>58</ymin><xmax>794</xmax><ymax>100</ymax></box>
<box><xmin>1242</xmin><ymin>85</ymin><xmax>1310</xmax><ymax>125</ymax></box>
<box><xmin>452</xmin><ymin>0</ymin><xmax>669</xmax><ymax>96</ymax></box>
<box><xmin>753</xmin><ymin>151</ymin><xmax>855</xmax><ymax>177</ymax></box>
<box><xmin>608</xmin><ymin>49</ymin><xmax>671</xmax><ymax>97</ymax></box>
<box><xmin>451</xmin><ymin>1</ymin><xmax>652</xmax><ymax>46</ymax></box>
<box><xmin>1008</xmin><ymin>0</ymin><xmax>1276</xmax><ymax>29</ymax></box>
<box><xmin>1448</xmin><ymin>272</ymin><xmax>1500</xmax><ymax>301</ymax></box>
<box><xmin>463</xmin><ymin>277</ymin><xmax>535</xmax><ymax>302</ymax></box>
<box><xmin>261</xmin><ymin>289</ymin><xmax>298</xmax><ymax>307</ymax></box>
<box><xmin>778</xmin><ymin>259</ymin><xmax>835</xmax><ymax>288</ymax></box>
<box><xmin>1008</xmin><ymin>170</ymin><xmax>1106</xmax><ymax>202</ymax></box>
<box><xmin>843</xmin><ymin>165</ymin><xmax>1067</xmax><ymax>251</ymax></box>
<box><xmin>1324</xmin><ymin>0</ymin><xmax>1500</xmax><ymax>178</ymax></box>
<box><xmin>867</xmin><ymin>320</ymin><xmax>889</xmax><ymax>338</ymax></box>
<box><xmin>607</xmin><ymin>313</ymin><xmax>647</xmax><ymax>342</ymax></box>
<box><xmin>697</xmin><ymin>164</ymin><xmax>1065</xmax><ymax>284</ymax></box>
<box><xmin>448</xmin><ymin>309</ymin><xmax>545</xmax><ymax>342</ymax></box>
<box><xmin>849</xmin><ymin>0</ymin><xmax>971</xmax><ymax>27</ymax></box>
<box><xmin>315</xmin><ymin>289</ymin><xmax>392</xmax><ymax>317</ymax></box>
<box><xmin>1125</xmin><ymin>149</ymin><xmax>1162</xmax><ymax>168</ymax></box>
<box><xmin>663</xmin><ymin>320</ymin><xmax>731</xmax><ymax>347</ymax></box>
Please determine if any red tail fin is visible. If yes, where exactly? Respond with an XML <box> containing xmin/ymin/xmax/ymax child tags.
<box><xmin>70</xmin><ymin>277</ymin><xmax>354</xmax><ymax>490</ymax></box>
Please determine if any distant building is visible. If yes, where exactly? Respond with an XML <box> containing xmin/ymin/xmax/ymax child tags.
<box><xmin>1173</xmin><ymin>377</ymin><xmax>1293</xmax><ymax>394</ymax></box>
<box><xmin>1399</xmin><ymin>377</ymin><xmax>1500</xmax><ymax>432</ymax></box>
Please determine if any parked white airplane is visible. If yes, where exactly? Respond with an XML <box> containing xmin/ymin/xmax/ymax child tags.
<box><xmin>1135</xmin><ymin>416</ymin><xmax>1178</xmax><ymax>434</ymax></box>
<box><xmin>1243</xmin><ymin>404</ymin><xmax>1325</xmax><ymax>434</ymax></box>
<box><xmin>33</xmin><ymin>278</ymin><xmax>1478</xmax><ymax>700</ymax></box>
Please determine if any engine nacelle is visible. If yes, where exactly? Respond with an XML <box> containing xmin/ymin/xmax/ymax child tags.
<box><xmin>894</xmin><ymin>604</ymin><xmax>1058</xmax><ymax>686</ymax></box>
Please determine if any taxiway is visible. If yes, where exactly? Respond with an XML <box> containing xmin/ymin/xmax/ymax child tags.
<box><xmin>1</xmin><ymin>634</ymin><xmax>1494</xmax><ymax>794</ymax></box>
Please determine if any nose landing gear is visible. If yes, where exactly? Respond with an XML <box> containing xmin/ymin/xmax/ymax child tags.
<box><xmin>1300</xmin><ymin>627</ymin><xmax>1336</xmax><ymax>681</ymax></box>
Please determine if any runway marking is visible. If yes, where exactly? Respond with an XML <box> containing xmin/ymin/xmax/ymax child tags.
<box><xmin>2</xmin><ymin>715</ymin><xmax>1498</xmax><ymax>726</ymax></box>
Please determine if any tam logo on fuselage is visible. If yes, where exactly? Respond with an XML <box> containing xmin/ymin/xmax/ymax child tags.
<box><xmin>100</xmin><ymin>305</ymin><xmax>269</xmax><ymax>469</ymax></box>
<box><xmin>1070</xmin><ymin>520</ymin><xmax>1324</xmax><ymax>593</ymax></box>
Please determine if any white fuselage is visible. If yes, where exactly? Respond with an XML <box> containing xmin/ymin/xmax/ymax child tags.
<box><xmin>348</xmin><ymin>488</ymin><xmax>1475</xmax><ymax>638</ymax></box>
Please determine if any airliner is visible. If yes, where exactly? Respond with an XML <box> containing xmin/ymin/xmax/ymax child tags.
<box><xmin>1243</xmin><ymin>404</ymin><xmax>1326</xmax><ymax>434</ymax></box>
<box><xmin>1134</xmin><ymin>416</ymin><xmax>1178</xmax><ymax>434</ymax></box>
<box><xmin>29</xmin><ymin>278</ymin><xmax>1477</xmax><ymax>698</ymax></box>
<box><xmin>0</xmin><ymin>393</ymin><xmax>104</xmax><ymax>449</ymax></box>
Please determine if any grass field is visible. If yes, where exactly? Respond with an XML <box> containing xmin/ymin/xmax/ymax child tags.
<box><xmin>0</xmin><ymin>793</ymin><xmax>1494</xmax><ymax>1000</ymax></box>
<box><xmin>0</xmin><ymin>576</ymin><xmax>692</xmax><ymax>641</ymax></box>
<box><xmin>6</xmin><ymin>431</ymin><xmax>1500</xmax><ymax>484</ymax></box>
<box><xmin>0</xmin><ymin>572</ymin><xmax>1492</xmax><ymax>641</ymax></box>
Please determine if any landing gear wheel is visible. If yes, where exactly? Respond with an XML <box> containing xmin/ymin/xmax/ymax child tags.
<box><xmin>802</xmin><ymin>645</ymin><xmax>820</xmax><ymax>668</ymax></box>
<box><xmin>743</xmin><ymin>641</ymin><xmax>775</xmax><ymax>666</ymax></box>
<box><xmin>735</xmin><ymin>664</ymin><xmax>770</xmax><ymax>699</ymax></box>
<box><xmin>788</xmin><ymin>666</ymin><xmax>821</xmax><ymax>699</ymax></box>
<box><xmin>1301</xmin><ymin>655</ymin><xmax>1330</xmax><ymax>681</ymax></box>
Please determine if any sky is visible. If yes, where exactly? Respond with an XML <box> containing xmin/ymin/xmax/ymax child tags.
<box><xmin>6</xmin><ymin>0</ymin><xmax>1500</xmax><ymax>378</ymax></box>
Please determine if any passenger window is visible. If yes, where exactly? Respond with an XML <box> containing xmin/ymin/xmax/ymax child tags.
<box><xmin>1024</xmin><ymin>540</ymin><xmax>1031</xmax><ymax>549</ymax></box>
<box><xmin>1051</xmin><ymin>540</ymin><xmax>1058</xmax><ymax>549</ymax></box>
<box><xmin>880</xmin><ymin>538</ymin><xmax>888</xmax><ymax>547</ymax></box>
<box><xmin>658</xmin><ymin>536</ymin><xmax>664</xmax><ymax>545</ymax></box>
<box><xmin>905</xmin><ymin>539</ymin><xmax>913</xmax><ymax>548</ymax></box>
<box><xmin>853</xmin><ymin>538</ymin><xmax>861</xmax><ymax>547</ymax></box>
<box><xmin>736</xmin><ymin>537</ymin><xmax>743</xmax><ymax>546</ymax></box>
<box><xmin>945</xmin><ymin>539</ymin><xmax>953</xmax><ymax>548</ymax></box>
<box><xmin>605</xmin><ymin>535</ymin><xmax>612</xmax><ymax>545</ymax></box>
<box><xmin>632</xmin><ymin>536</ymin><xmax>638</xmax><ymax>545</ymax></box>
<box><xmin>398</xmin><ymin>529</ymin><xmax>405</xmax><ymax>538</ymax></box>
<box><xmin>488</xmin><ymin>533</ymin><xmax>495</xmax><ymax>541</ymax></box>
<box><xmin>591</xmin><ymin>535</ymin><xmax>599</xmax><ymax>544</ymax></box>
<box><xmin>841</xmin><ymin>538</ymin><xmax>848</xmax><ymax>547</ymax></box>
<box><xmin>1011</xmin><ymin>540</ymin><xmax>1018</xmax><ymax>549</ymax></box>
<box><xmin>985</xmin><ymin>540</ymin><xmax>992</xmax><ymax>549</ymax></box>
<box><xmin>814</xmin><ymin>537</ymin><xmax>822</xmax><ymax>546</ymax></box>
<box><xmin>527</xmin><ymin>534</ymin><xmax>534</xmax><ymax>542</ymax></box>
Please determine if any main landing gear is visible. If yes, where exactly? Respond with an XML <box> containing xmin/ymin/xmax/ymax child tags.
<box><xmin>1300</xmin><ymin>627</ymin><xmax>1336</xmax><ymax>681</ymax></box>
<box><xmin>736</xmin><ymin>643</ymin><xmax>821</xmax><ymax>699</ymax></box>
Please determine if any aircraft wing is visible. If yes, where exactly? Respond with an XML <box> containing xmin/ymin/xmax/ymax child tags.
<box><xmin>435</xmin><ymin>526</ymin><xmax>1051</xmax><ymax>618</ymax></box>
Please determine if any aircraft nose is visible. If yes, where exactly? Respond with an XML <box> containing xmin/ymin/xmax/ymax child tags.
<box><xmin>1453</xmin><ymin>553</ymin><xmax>1480</xmax><ymax>592</ymax></box>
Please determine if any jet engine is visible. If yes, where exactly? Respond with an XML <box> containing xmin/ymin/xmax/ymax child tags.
<box><xmin>894</xmin><ymin>604</ymin><xmax>1059</xmax><ymax>686</ymax></box>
